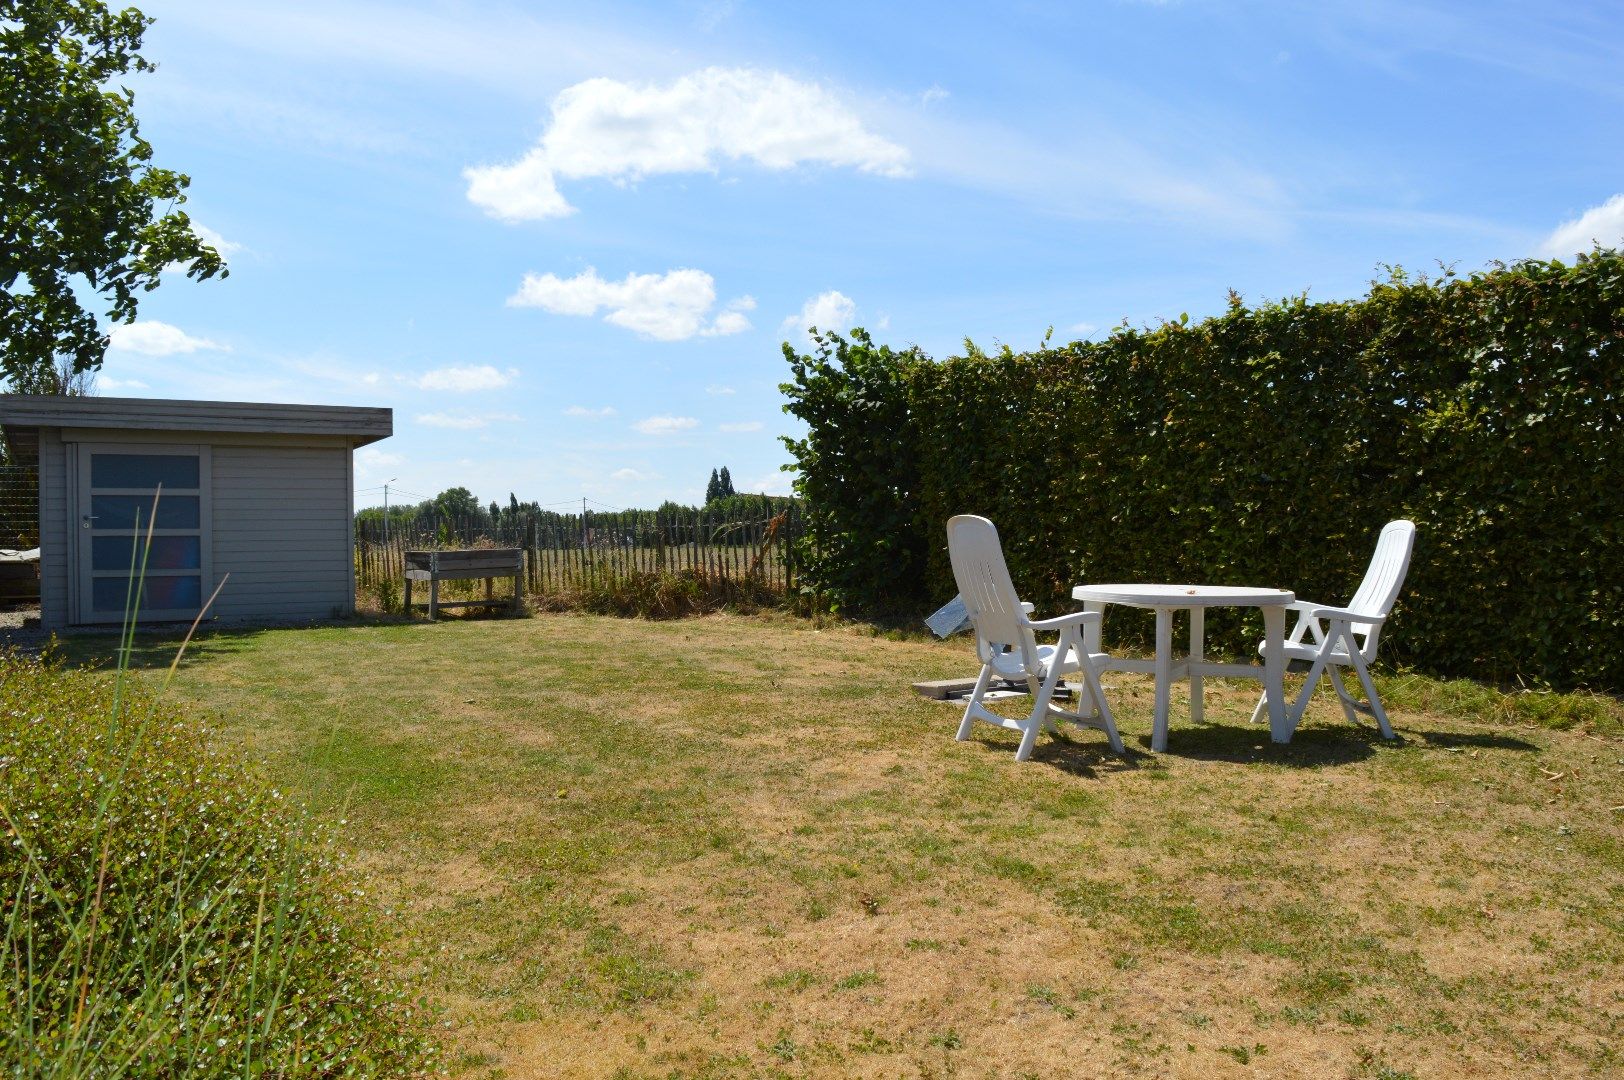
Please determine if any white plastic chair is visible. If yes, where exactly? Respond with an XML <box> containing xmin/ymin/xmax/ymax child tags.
<box><xmin>1250</xmin><ymin>520</ymin><xmax>1417</xmax><ymax>738</ymax></box>
<box><xmin>946</xmin><ymin>515</ymin><xmax>1124</xmax><ymax>761</ymax></box>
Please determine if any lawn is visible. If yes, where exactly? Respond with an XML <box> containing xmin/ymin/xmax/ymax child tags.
<box><xmin>76</xmin><ymin>613</ymin><xmax>1622</xmax><ymax>1079</ymax></box>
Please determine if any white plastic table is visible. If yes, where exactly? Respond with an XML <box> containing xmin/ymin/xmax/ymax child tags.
<box><xmin>1070</xmin><ymin>584</ymin><xmax>1295</xmax><ymax>752</ymax></box>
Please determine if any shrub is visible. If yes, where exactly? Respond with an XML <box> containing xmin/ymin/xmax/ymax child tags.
<box><xmin>780</xmin><ymin>253</ymin><xmax>1624</xmax><ymax>691</ymax></box>
<box><xmin>0</xmin><ymin>648</ymin><xmax>437</xmax><ymax>1077</ymax></box>
<box><xmin>530</xmin><ymin>567</ymin><xmax>783</xmax><ymax>619</ymax></box>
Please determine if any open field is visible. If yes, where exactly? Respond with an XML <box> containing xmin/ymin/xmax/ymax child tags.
<box><xmin>71</xmin><ymin>614</ymin><xmax>1622</xmax><ymax>1079</ymax></box>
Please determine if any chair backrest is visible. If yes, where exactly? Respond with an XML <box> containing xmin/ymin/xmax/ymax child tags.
<box><xmin>1345</xmin><ymin>519</ymin><xmax>1416</xmax><ymax>653</ymax></box>
<box><xmin>946</xmin><ymin>515</ymin><xmax>1038</xmax><ymax>671</ymax></box>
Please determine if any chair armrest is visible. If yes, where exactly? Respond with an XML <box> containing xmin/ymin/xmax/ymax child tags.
<box><xmin>1023</xmin><ymin>609</ymin><xmax>1101</xmax><ymax>632</ymax></box>
<box><xmin>1310</xmin><ymin>604</ymin><xmax>1385</xmax><ymax>624</ymax></box>
<box><xmin>1020</xmin><ymin>602</ymin><xmax>1035</xmax><ymax>614</ymax></box>
<box><xmin>1282</xmin><ymin>600</ymin><xmax>1321</xmax><ymax>644</ymax></box>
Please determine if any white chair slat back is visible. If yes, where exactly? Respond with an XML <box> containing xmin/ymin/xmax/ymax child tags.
<box><xmin>947</xmin><ymin>515</ymin><xmax>1037</xmax><ymax>671</ymax></box>
<box><xmin>1345</xmin><ymin>519</ymin><xmax>1416</xmax><ymax>654</ymax></box>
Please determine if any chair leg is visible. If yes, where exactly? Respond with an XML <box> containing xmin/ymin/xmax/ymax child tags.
<box><xmin>1326</xmin><ymin>666</ymin><xmax>1360</xmax><ymax>724</ymax></box>
<box><xmin>1016</xmin><ymin>666</ymin><xmax>1062</xmax><ymax>762</ymax></box>
<box><xmin>957</xmin><ymin>664</ymin><xmax>993</xmax><ymax>741</ymax></box>
<box><xmin>1287</xmin><ymin>647</ymin><xmax>1334</xmax><ymax>728</ymax></box>
<box><xmin>1343</xmin><ymin>641</ymin><xmax>1395</xmax><ymax>740</ymax></box>
<box><xmin>1247</xmin><ymin>691</ymin><xmax>1268</xmax><ymax>725</ymax></box>
<box><xmin>1076</xmin><ymin>658</ymin><xmax>1125</xmax><ymax>755</ymax></box>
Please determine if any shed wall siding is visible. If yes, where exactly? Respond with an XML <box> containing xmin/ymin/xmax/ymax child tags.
<box><xmin>209</xmin><ymin>444</ymin><xmax>354</xmax><ymax>620</ymax></box>
<box><xmin>38</xmin><ymin>429</ymin><xmax>68</xmax><ymax>630</ymax></box>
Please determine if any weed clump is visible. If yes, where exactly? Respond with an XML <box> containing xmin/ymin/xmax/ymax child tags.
<box><xmin>0</xmin><ymin>649</ymin><xmax>437</xmax><ymax>1076</ymax></box>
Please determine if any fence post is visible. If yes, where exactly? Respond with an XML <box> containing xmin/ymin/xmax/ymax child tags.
<box><xmin>525</xmin><ymin>515</ymin><xmax>537</xmax><ymax>594</ymax></box>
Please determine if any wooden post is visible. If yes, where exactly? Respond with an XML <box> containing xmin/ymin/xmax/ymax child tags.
<box><xmin>428</xmin><ymin>552</ymin><xmax>440</xmax><ymax>620</ymax></box>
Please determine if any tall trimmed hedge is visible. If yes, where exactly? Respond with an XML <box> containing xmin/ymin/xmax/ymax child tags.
<box><xmin>780</xmin><ymin>253</ymin><xmax>1624</xmax><ymax>691</ymax></box>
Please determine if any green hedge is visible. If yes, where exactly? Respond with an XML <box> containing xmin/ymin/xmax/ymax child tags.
<box><xmin>0</xmin><ymin>649</ymin><xmax>438</xmax><ymax>1077</ymax></box>
<box><xmin>780</xmin><ymin>253</ymin><xmax>1624</xmax><ymax>691</ymax></box>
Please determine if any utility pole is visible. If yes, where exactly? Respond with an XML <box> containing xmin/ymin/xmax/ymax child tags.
<box><xmin>383</xmin><ymin>478</ymin><xmax>396</xmax><ymax>544</ymax></box>
<box><xmin>581</xmin><ymin>496</ymin><xmax>589</xmax><ymax>549</ymax></box>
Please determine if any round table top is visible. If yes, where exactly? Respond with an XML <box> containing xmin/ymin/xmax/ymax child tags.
<box><xmin>1071</xmin><ymin>583</ymin><xmax>1294</xmax><ymax>608</ymax></box>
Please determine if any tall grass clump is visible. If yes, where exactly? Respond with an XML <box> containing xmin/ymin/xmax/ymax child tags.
<box><xmin>0</xmin><ymin>647</ymin><xmax>438</xmax><ymax>1077</ymax></box>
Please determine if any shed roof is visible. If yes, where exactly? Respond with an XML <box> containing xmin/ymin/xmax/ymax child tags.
<box><xmin>0</xmin><ymin>395</ymin><xmax>392</xmax><ymax>447</ymax></box>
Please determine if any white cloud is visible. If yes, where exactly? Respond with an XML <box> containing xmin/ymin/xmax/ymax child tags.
<box><xmin>508</xmin><ymin>267</ymin><xmax>753</xmax><ymax>341</ymax></box>
<box><xmin>1536</xmin><ymin>194</ymin><xmax>1624</xmax><ymax>258</ymax></box>
<box><xmin>286</xmin><ymin>355</ymin><xmax>383</xmax><ymax>390</ymax></box>
<box><xmin>465</xmin><ymin>151</ymin><xmax>574</xmax><ymax>221</ymax></box>
<box><xmin>718</xmin><ymin>421</ymin><xmax>764</xmax><ymax>433</ymax></box>
<box><xmin>464</xmin><ymin>67</ymin><xmax>910</xmax><ymax>222</ymax></box>
<box><xmin>355</xmin><ymin>447</ymin><xmax>405</xmax><ymax>476</ymax></box>
<box><xmin>633</xmin><ymin>415</ymin><xmax>699</xmax><ymax>435</ymax></box>
<box><xmin>706</xmin><ymin>384</ymin><xmax>736</xmax><ymax>395</ymax></box>
<box><xmin>707</xmin><ymin>296</ymin><xmax>756</xmax><ymax>337</ymax></box>
<box><xmin>98</xmin><ymin>376</ymin><xmax>150</xmax><ymax>391</ymax></box>
<box><xmin>162</xmin><ymin>223</ymin><xmax>245</xmax><ymax>275</ymax></box>
<box><xmin>610</xmin><ymin>467</ymin><xmax>653</xmax><ymax>481</ymax></box>
<box><xmin>413</xmin><ymin>364</ymin><xmax>516</xmax><ymax>392</ymax></box>
<box><xmin>749</xmin><ymin>469</ymin><xmax>796</xmax><ymax>497</ymax></box>
<box><xmin>415</xmin><ymin>411</ymin><xmax>519</xmax><ymax>429</ymax></box>
<box><xmin>1067</xmin><ymin>321</ymin><xmax>1098</xmax><ymax>336</ymax></box>
<box><xmin>108</xmin><ymin>321</ymin><xmax>224</xmax><ymax>356</ymax></box>
<box><xmin>920</xmin><ymin>85</ymin><xmax>949</xmax><ymax>106</ymax></box>
<box><xmin>565</xmin><ymin>404</ymin><xmax>617</xmax><ymax>417</ymax></box>
<box><xmin>194</xmin><ymin>222</ymin><xmax>243</xmax><ymax>256</ymax></box>
<box><xmin>780</xmin><ymin>290</ymin><xmax>857</xmax><ymax>342</ymax></box>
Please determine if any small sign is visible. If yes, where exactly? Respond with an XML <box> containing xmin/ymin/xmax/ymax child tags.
<box><xmin>925</xmin><ymin>594</ymin><xmax>973</xmax><ymax>638</ymax></box>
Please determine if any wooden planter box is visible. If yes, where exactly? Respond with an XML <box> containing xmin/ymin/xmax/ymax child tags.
<box><xmin>404</xmin><ymin>548</ymin><xmax>523</xmax><ymax>619</ymax></box>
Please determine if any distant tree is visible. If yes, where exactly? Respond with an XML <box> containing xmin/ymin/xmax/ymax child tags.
<box><xmin>488</xmin><ymin>500</ymin><xmax>501</xmax><ymax>523</ymax></box>
<box><xmin>4</xmin><ymin>352</ymin><xmax>95</xmax><ymax>395</ymax></box>
<box><xmin>705</xmin><ymin>468</ymin><xmax>721</xmax><ymax>503</ymax></box>
<box><xmin>1</xmin><ymin>0</ymin><xmax>226</xmax><ymax>390</ymax></box>
<box><xmin>433</xmin><ymin>486</ymin><xmax>480</xmax><ymax>520</ymax></box>
<box><xmin>508</xmin><ymin>492</ymin><xmax>519</xmax><ymax>517</ymax></box>
<box><xmin>717</xmin><ymin>466</ymin><xmax>736</xmax><ymax>498</ymax></box>
<box><xmin>657</xmin><ymin>499</ymin><xmax>695</xmax><ymax>519</ymax></box>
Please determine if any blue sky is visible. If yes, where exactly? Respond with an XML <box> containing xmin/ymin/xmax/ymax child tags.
<box><xmin>98</xmin><ymin>0</ymin><xmax>1624</xmax><ymax>510</ymax></box>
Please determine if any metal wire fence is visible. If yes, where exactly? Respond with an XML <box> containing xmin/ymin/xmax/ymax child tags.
<box><xmin>0</xmin><ymin>466</ymin><xmax>39</xmax><ymax>551</ymax></box>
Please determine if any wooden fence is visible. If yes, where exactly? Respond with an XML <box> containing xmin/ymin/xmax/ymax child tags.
<box><xmin>355</xmin><ymin>508</ymin><xmax>802</xmax><ymax>600</ymax></box>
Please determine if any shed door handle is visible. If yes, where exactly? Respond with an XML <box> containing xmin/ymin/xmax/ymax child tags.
<box><xmin>81</xmin><ymin>515</ymin><xmax>97</xmax><ymax>528</ymax></box>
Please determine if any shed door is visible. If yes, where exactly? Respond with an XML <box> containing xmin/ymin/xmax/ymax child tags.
<box><xmin>74</xmin><ymin>445</ymin><xmax>211</xmax><ymax>624</ymax></box>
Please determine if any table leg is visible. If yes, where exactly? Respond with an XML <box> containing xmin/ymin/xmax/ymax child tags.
<box><xmin>1189</xmin><ymin>606</ymin><xmax>1205</xmax><ymax>723</ymax></box>
<box><xmin>429</xmin><ymin>575</ymin><xmax>439</xmax><ymax>621</ymax></box>
<box><xmin>1263</xmin><ymin>604</ymin><xmax>1288</xmax><ymax>742</ymax></box>
<box><xmin>1082</xmin><ymin>601</ymin><xmax>1103</xmax><ymax>655</ymax></box>
<box><xmin>404</xmin><ymin>576</ymin><xmax>412</xmax><ymax>616</ymax></box>
<box><xmin>1152</xmin><ymin>607</ymin><xmax>1173</xmax><ymax>752</ymax></box>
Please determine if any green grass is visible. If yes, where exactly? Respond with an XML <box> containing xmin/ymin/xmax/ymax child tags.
<box><xmin>64</xmin><ymin>613</ymin><xmax>1624</xmax><ymax>1079</ymax></box>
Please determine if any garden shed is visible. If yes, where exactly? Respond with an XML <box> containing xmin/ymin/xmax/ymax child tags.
<box><xmin>0</xmin><ymin>396</ymin><xmax>391</xmax><ymax>630</ymax></box>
